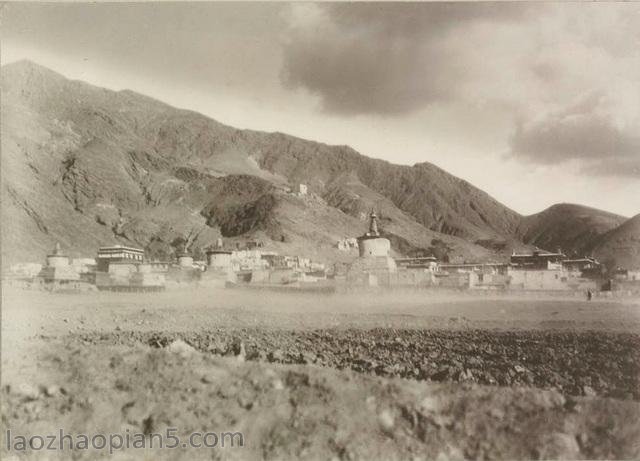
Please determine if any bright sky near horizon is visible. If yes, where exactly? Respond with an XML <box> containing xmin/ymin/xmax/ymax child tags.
<box><xmin>2</xmin><ymin>2</ymin><xmax>639</xmax><ymax>217</ymax></box>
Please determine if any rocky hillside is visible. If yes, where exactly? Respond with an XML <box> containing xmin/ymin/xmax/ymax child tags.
<box><xmin>517</xmin><ymin>204</ymin><xmax>628</xmax><ymax>257</ymax></box>
<box><xmin>2</xmin><ymin>60</ymin><xmax>636</xmax><ymax>268</ymax></box>
<box><xmin>1</xmin><ymin>60</ymin><xmax>516</xmax><ymax>265</ymax></box>
<box><xmin>589</xmin><ymin>215</ymin><xmax>640</xmax><ymax>270</ymax></box>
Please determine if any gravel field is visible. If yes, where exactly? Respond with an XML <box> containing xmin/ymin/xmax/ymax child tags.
<box><xmin>72</xmin><ymin>327</ymin><xmax>640</xmax><ymax>401</ymax></box>
<box><xmin>2</xmin><ymin>288</ymin><xmax>640</xmax><ymax>460</ymax></box>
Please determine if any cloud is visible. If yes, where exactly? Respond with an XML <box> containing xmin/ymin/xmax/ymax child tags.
<box><xmin>280</xmin><ymin>3</ymin><xmax>530</xmax><ymax>115</ymax></box>
<box><xmin>509</xmin><ymin>92</ymin><xmax>640</xmax><ymax>177</ymax></box>
<box><xmin>280</xmin><ymin>3</ymin><xmax>640</xmax><ymax>178</ymax></box>
<box><xmin>582</xmin><ymin>157</ymin><xmax>640</xmax><ymax>179</ymax></box>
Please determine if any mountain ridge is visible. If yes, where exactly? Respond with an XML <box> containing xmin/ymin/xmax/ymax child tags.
<box><xmin>1</xmin><ymin>60</ymin><xmax>636</xmax><ymax>268</ymax></box>
<box><xmin>589</xmin><ymin>214</ymin><xmax>640</xmax><ymax>270</ymax></box>
<box><xmin>517</xmin><ymin>203</ymin><xmax>628</xmax><ymax>257</ymax></box>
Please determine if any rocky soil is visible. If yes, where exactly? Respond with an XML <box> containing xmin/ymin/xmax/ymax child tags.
<box><xmin>3</xmin><ymin>341</ymin><xmax>640</xmax><ymax>461</ymax></box>
<box><xmin>73</xmin><ymin>327</ymin><xmax>639</xmax><ymax>401</ymax></box>
<box><xmin>2</xmin><ymin>290</ymin><xmax>639</xmax><ymax>460</ymax></box>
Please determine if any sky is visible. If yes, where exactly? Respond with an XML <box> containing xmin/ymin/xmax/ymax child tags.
<box><xmin>1</xmin><ymin>2</ymin><xmax>639</xmax><ymax>217</ymax></box>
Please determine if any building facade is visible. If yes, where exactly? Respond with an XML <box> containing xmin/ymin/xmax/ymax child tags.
<box><xmin>510</xmin><ymin>250</ymin><xmax>565</xmax><ymax>270</ymax></box>
<box><xmin>97</xmin><ymin>245</ymin><xmax>145</xmax><ymax>272</ymax></box>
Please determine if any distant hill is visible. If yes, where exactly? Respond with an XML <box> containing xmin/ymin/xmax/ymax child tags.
<box><xmin>517</xmin><ymin>204</ymin><xmax>627</xmax><ymax>257</ymax></box>
<box><xmin>1</xmin><ymin>60</ymin><xmax>635</xmax><ymax>269</ymax></box>
<box><xmin>589</xmin><ymin>215</ymin><xmax>640</xmax><ymax>270</ymax></box>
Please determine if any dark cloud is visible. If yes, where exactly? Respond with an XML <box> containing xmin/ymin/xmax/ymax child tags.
<box><xmin>281</xmin><ymin>32</ymin><xmax>454</xmax><ymax>115</ymax></box>
<box><xmin>323</xmin><ymin>3</ymin><xmax>527</xmax><ymax>34</ymax></box>
<box><xmin>281</xmin><ymin>3</ymin><xmax>531</xmax><ymax>115</ymax></box>
<box><xmin>509</xmin><ymin>94</ymin><xmax>640</xmax><ymax>177</ymax></box>
<box><xmin>582</xmin><ymin>157</ymin><xmax>640</xmax><ymax>178</ymax></box>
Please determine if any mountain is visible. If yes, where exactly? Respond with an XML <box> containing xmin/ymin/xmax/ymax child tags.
<box><xmin>589</xmin><ymin>215</ymin><xmax>640</xmax><ymax>270</ymax></box>
<box><xmin>517</xmin><ymin>204</ymin><xmax>627</xmax><ymax>257</ymax></box>
<box><xmin>2</xmin><ymin>60</ymin><xmax>635</xmax><ymax>269</ymax></box>
<box><xmin>2</xmin><ymin>60</ymin><xmax>525</xmax><ymax>266</ymax></box>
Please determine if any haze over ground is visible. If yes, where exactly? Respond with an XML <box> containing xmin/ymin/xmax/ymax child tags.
<box><xmin>2</xmin><ymin>2</ymin><xmax>638</xmax><ymax>216</ymax></box>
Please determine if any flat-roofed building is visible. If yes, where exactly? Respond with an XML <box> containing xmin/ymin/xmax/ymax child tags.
<box><xmin>562</xmin><ymin>257</ymin><xmax>602</xmax><ymax>278</ymax></box>
<box><xmin>396</xmin><ymin>256</ymin><xmax>438</xmax><ymax>270</ymax></box>
<box><xmin>293</xmin><ymin>183</ymin><xmax>308</xmax><ymax>195</ymax></box>
<box><xmin>71</xmin><ymin>258</ymin><xmax>97</xmax><ymax>274</ymax></box>
<box><xmin>510</xmin><ymin>250</ymin><xmax>565</xmax><ymax>270</ymax></box>
<box><xmin>507</xmin><ymin>267</ymin><xmax>569</xmax><ymax>290</ymax></box>
<box><xmin>97</xmin><ymin>245</ymin><xmax>145</xmax><ymax>271</ymax></box>
<box><xmin>439</xmin><ymin>262</ymin><xmax>508</xmax><ymax>275</ymax></box>
<box><xmin>612</xmin><ymin>268</ymin><xmax>640</xmax><ymax>281</ymax></box>
<box><xmin>7</xmin><ymin>262</ymin><xmax>43</xmax><ymax>278</ymax></box>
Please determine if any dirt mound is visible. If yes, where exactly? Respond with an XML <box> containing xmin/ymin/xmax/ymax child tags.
<box><xmin>3</xmin><ymin>342</ymin><xmax>639</xmax><ymax>460</ymax></box>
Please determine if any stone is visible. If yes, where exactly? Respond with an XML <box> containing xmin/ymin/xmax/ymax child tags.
<box><xmin>237</xmin><ymin>393</ymin><xmax>254</xmax><ymax>410</ymax></box>
<box><xmin>418</xmin><ymin>395</ymin><xmax>441</xmax><ymax>414</ymax></box>
<box><xmin>365</xmin><ymin>395</ymin><xmax>376</xmax><ymax>410</ymax></box>
<box><xmin>547</xmin><ymin>391</ymin><xmax>566</xmax><ymax>408</ymax></box>
<box><xmin>377</xmin><ymin>409</ymin><xmax>395</xmax><ymax>434</ymax></box>
<box><xmin>435</xmin><ymin>446</ymin><xmax>465</xmax><ymax>461</ymax></box>
<box><xmin>42</xmin><ymin>384</ymin><xmax>61</xmax><ymax>397</ymax></box>
<box><xmin>201</xmin><ymin>374</ymin><xmax>215</xmax><ymax>384</ymax></box>
<box><xmin>430</xmin><ymin>368</ymin><xmax>450</xmax><ymax>381</ymax></box>
<box><xmin>301</xmin><ymin>352</ymin><xmax>317</xmax><ymax>364</ymax></box>
<box><xmin>16</xmin><ymin>383</ymin><xmax>40</xmax><ymax>401</ymax></box>
<box><xmin>459</xmin><ymin>369</ymin><xmax>474</xmax><ymax>381</ymax></box>
<box><xmin>577</xmin><ymin>432</ymin><xmax>589</xmax><ymax>447</ymax></box>
<box><xmin>236</xmin><ymin>341</ymin><xmax>246</xmax><ymax>362</ymax></box>
<box><xmin>269</xmin><ymin>349</ymin><xmax>285</xmax><ymax>363</ymax></box>
<box><xmin>538</xmin><ymin>432</ymin><xmax>581</xmax><ymax>459</ymax></box>
<box><xmin>165</xmin><ymin>339</ymin><xmax>196</xmax><ymax>357</ymax></box>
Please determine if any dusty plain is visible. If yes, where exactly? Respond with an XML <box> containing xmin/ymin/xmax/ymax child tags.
<box><xmin>2</xmin><ymin>288</ymin><xmax>640</xmax><ymax>460</ymax></box>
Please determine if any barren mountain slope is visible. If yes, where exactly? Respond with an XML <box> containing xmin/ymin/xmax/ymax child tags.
<box><xmin>2</xmin><ymin>60</ymin><xmax>631</xmax><ymax>268</ymax></box>
<box><xmin>517</xmin><ymin>204</ymin><xmax>628</xmax><ymax>256</ymax></box>
<box><xmin>1</xmin><ymin>60</ymin><xmax>506</xmax><ymax>264</ymax></box>
<box><xmin>248</xmin><ymin>136</ymin><xmax>522</xmax><ymax>240</ymax></box>
<box><xmin>589</xmin><ymin>215</ymin><xmax>640</xmax><ymax>270</ymax></box>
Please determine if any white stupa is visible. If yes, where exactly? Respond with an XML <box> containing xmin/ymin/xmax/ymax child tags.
<box><xmin>347</xmin><ymin>211</ymin><xmax>397</xmax><ymax>286</ymax></box>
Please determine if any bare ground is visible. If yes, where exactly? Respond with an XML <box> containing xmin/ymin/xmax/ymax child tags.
<box><xmin>2</xmin><ymin>288</ymin><xmax>640</xmax><ymax>460</ymax></box>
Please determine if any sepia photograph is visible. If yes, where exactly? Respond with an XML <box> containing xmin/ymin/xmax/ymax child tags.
<box><xmin>1</xmin><ymin>1</ymin><xmax>639</xmax><ymax>459</ymax></box>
